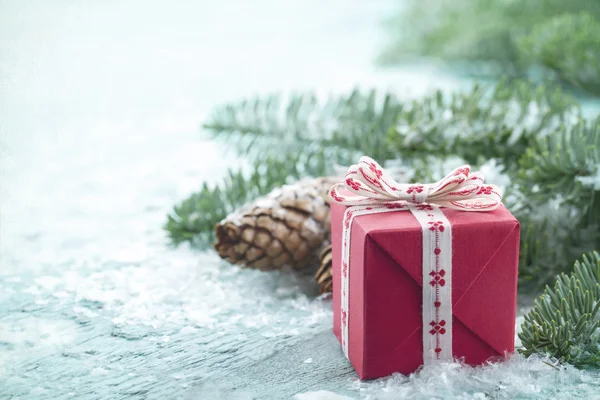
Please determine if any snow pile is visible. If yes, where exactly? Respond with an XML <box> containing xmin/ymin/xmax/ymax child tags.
<box><xmin>354</xmin><ymin>355</ymin><xmax>600</xmax><ymax>399</ymax></box>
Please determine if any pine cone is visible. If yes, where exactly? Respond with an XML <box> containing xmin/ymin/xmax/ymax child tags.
<box><xmin>214</xmin><ymin>177</ymin><xmax>336</xmax><ymax>271</ymax></box>
<box><xmin>315</xmin><ymin>244</ymin><xmax>332</xmax><ymax>294</ymax></box>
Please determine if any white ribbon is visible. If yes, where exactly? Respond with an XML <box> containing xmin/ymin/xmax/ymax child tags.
<box><xmin>330</xmin><ymin>157</ymin><xmax>502</xmax><ymax>365</ymax></box>
<box><xmin>329</xmin><ymin>156</ymin><xmax>502</xmax><ymax>211</ymax></box>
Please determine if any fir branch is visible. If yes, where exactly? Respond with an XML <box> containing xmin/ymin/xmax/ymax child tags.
<box><xmin>379</xmin><ymin>0</ymin><xmax>525</xmax><ymax>66</ymax></box>
<box><xmin>518</xmin><ymin>12</ymin><xmax>600</xmax><ymax>94</ymax></box>
<box><xmin>518</xmin><ymin>116</ymin><xmax>600</xmax><ymax>218</ymax></box>
<box><xmin>205</xmin><ymin>81</ymin><xmax>578</xmax><ymax>169</ymax></box>
<box><xmin>514</xmin><ymin>116</ymin><xmax>600</xmax><ymax>285</ymax></box>
<box><xmin>515</xmin><ymin>215</ymin><xmax>600</xmax><ymax>291</ymax></box>
<box><xmin>519</xmin><ymin>251</ymin><xmax>600</xmax><ymax>368</ymax></box>
<box><xmin>386</xmin><ymin>80</ymin><xmax>579</xmax><ymax>167</ymax></box>
<box><xmin>203</xmin><ymin>92</ymin><xmax>320</xmax><ymax>144</ymax></box>
<box><xmin>380</xmin><ymin>0</ymin><xmax>600</xmax><ymax>93</ymax></box>
<box><xmin>518</xmin><ymin>218</ymin><xmax>565</xmax><ymax>288</ymax></box>
<box><xmin>204</xmin><ymin>89</ymin><xmax>403</xmax><ymax>162</ymax></box>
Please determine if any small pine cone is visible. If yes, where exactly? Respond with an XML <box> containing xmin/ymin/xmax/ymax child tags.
<box><xmin>315</xmin><ymin>244</ymin><xmax>332</xmax><ymax>294</ymax></box>
<box><xmin>214</xmin><ymin>177</ymin><xmax>336</xmax><ymax>271</ymax></box>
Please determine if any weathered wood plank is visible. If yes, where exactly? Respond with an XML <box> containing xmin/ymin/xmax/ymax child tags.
<box><xmin>185</xmin><ymin>328</ymin><xmax>357</xmax><ymax>400</ymax></box>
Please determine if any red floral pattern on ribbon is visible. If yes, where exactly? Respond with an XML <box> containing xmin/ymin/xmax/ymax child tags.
<box><xmin>384</xmin><ymin>203</ymin><xmax>405</xmax><ymax>209</ymax></box>
<box><xmin>330</xmin><ymin>188</ymin><xmax>345</xmax><ymax>203</ymax></box>
<box><xmin>346</xmin><ymin>178</ymin><xmax>362</xmax><ymax>191</ymax></box>
<box><xmin>407</xmin><ymin>185</ymin><xmax>424</xmax><ymax>194</ymax></box>
<box><xmin>429</xmin><ymin>270</ymin><xmax>446</xmax><ymax>286</ymax></box>
<box><xmin>477</xmin><ymin>185</ymin><xmax>495</xmax><ymax>195</ymax></box>
<box><xmin>417</xmin><ymin>204</ymin><xmax>434</xmax><ymax>211</ymax></box>
<box><xmin>344</xmin><ymin>210</ymin><xmax>354</xmax><ymax>229</ymax></box>
<box><xmin>428</xmin><ymin>221</ymin><xmax>445</xmax><ymax>232</ymax></box>
<box><xmin>453</xmin><ymin>167</ymin><xmax>470</xmax><ymax>176</ymax></box>
<box><xmin>418</xmin><ymin>204</ymin><xmax>452</xmax><ymax>360</ymax></box>
<box><xmin>429</xmin><ymin>320</ymin><xmax>446</xmax><ymax>335</ymax></box>
<box><xmin>367</xmin><ymin>161</ymin><xmax>383</xmax><ymax>179</ymax></box>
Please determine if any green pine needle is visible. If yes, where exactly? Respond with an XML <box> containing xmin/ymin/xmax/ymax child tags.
<box><xmin>519</xmin><ymin>251</ymin><xmax>600</xmax><ymax>368</ymax></box>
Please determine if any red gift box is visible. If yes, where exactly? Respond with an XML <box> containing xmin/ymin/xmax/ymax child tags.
<box><xmin>331</xmin><ymin>201</ymin><xmax>520</xmax><ymax>379</ymax></box>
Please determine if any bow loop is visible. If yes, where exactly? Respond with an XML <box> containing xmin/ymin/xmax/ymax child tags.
<box><xmin>329</xmin><ymin>157</ymin><xmax>502</xmax><ymax>211</ymax></box>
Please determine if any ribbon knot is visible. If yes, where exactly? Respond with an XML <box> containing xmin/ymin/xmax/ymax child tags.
<box><xmin>329</xmin><ymin>157</ymin><xmax>502</xmax><ymax>211</ymax></box>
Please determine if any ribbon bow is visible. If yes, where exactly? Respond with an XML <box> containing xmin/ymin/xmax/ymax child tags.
<box><xmin>329</xmin><ymin>156</ymin><xmax>502</xmax><ymax>211</ymax></box>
